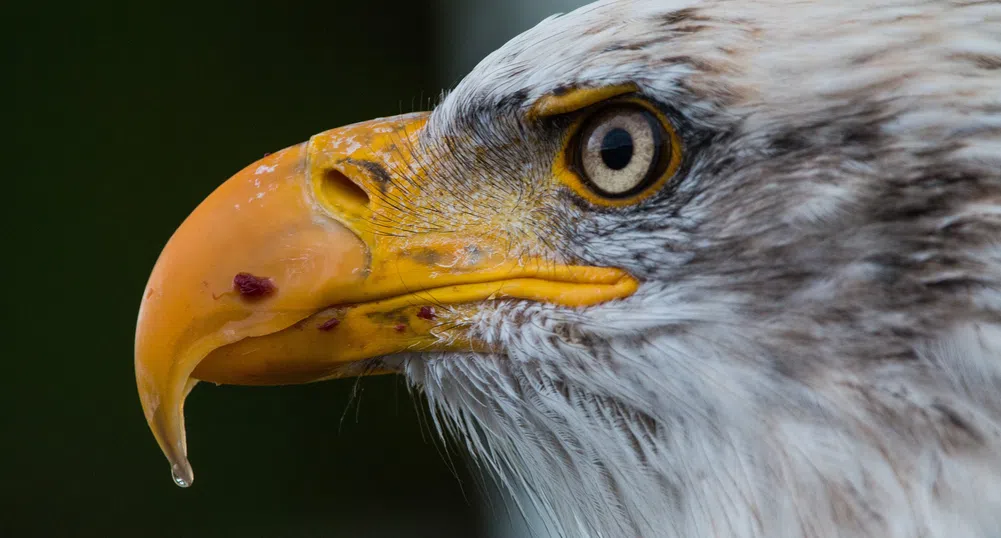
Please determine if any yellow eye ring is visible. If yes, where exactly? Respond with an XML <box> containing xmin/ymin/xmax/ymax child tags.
<box><xmin>553</xmin><ymin>97</ymin><xmax>683</xmax><ymax>207</ymax></box>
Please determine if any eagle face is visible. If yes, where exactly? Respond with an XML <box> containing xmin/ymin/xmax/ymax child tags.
<box><xmin>136</xmin><ymin>0</ymin><xmax>1001</xmax><ymax>536</ymax></box>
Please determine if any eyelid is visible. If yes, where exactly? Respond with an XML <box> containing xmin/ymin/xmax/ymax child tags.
<box><xmin>527</xmin><ymin>84</ymin><xmax>638</xmax><ymax>120</ymax></box>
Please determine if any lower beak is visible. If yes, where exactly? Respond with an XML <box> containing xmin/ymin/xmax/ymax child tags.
<box><xmin>135</xmin><ymin>112</ymin><xmax>638</xmax><ymax>487</ymax></box>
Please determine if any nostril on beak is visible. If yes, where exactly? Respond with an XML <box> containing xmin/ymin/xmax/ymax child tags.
<box><xmin>321</xmin><ymin>168</ymin><xmax>370</xmax><ymax>209</ymax></box>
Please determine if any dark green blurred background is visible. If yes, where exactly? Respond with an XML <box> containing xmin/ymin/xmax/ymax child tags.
<box><xmin>6</xmin><ymin>0</ymin><xmax>585</xmax><ymax>535</ymax></box>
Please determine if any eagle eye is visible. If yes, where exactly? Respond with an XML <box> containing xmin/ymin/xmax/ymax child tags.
<box><xmin>559</xmin><ymin>101</ymin><xmax>682</xmax><ymax>206</ymax></box>
<box><xmin>577</xmin><ymin>106</ymin><xmax>665</xmax><ymax>197</ymax></box>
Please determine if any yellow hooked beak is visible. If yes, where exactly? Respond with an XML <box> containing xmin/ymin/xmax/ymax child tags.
<box><xmin>135</xmin><ymin>112</ymin><xmax>638</xmax><ymax>487</ymax></box>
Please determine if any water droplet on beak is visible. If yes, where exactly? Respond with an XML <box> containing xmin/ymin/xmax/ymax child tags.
<box><xmin>171</xmin><ymin>462</ymin><xmax>193</xmax><ymax>488</ymax></box>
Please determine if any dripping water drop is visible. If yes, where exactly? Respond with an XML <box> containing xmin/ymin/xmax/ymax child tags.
<box><xmin>171</xmin><ymin>463</ymin><xmax>192</xmax><ymax>488</ymax></box>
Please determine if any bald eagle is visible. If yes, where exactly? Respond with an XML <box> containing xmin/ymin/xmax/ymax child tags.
<box><xmin>135</xmin><ymin>0</ymin><xmax>1001</xmax><ymax>536</ymax></box>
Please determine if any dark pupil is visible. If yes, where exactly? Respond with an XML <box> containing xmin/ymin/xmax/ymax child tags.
<box><xmin>600</xmin><ymin>128</ymin><xmax>634</xmax><ymax>170</ymax></box>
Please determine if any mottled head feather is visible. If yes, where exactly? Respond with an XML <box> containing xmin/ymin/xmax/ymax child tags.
<box><xmin>393</xmin><ymin>1</ymin><xmax>1001</xmax><ymax>536</ymax></box>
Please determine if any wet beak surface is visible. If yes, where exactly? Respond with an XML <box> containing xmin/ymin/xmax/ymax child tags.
<box><xmin>135</xmin><ymin>113</ymin><xmax>637</xmax><ymax>487</ymax></box>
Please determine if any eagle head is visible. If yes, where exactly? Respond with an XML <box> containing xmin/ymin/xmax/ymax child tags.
<box><xmin>136</xmin><ymin>0</ymin><xmax>1001</xmax><ymax>535</ymax></box>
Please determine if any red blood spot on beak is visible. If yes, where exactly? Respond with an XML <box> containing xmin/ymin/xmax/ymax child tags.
<box><xmin>394</xmin><ymin>324</ymin><xmax>406</xmax><ymax>333</ymax></box>
<box><xmin>318</xmin><ymin>317</ymin><xmax>341</xmax><ymax>331</ymax></box>
<box><xmin>233</xmin><ymin>273</ymin><xmax>276</xmax><ymax>299</ymax></box>
<box><xmin>417</xmin><ymin>306</ymin><xmax>436</xmax><ymax>320</ymax></box>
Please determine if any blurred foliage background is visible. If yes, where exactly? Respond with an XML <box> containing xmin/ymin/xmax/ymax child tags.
<box><xmin>6</xmin><ymin>0</ymin><xmax>584</xmax><ymax>536</ymax></box>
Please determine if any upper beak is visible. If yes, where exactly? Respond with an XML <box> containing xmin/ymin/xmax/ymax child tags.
<box><xmin>135</xmin><ymin>112</ymin><xmax>638</xmax><ymax>487</ymax></box>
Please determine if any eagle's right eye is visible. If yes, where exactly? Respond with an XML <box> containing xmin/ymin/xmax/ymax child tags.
<box><xmin>559</xmin><ymin>100</ymin><xmax>682</xmax><ymax>207</ymax></box>
<box><xmin>577</xmin><ymin>106</ymin><xmax>667</xmax><ymax>197</ymax></box>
